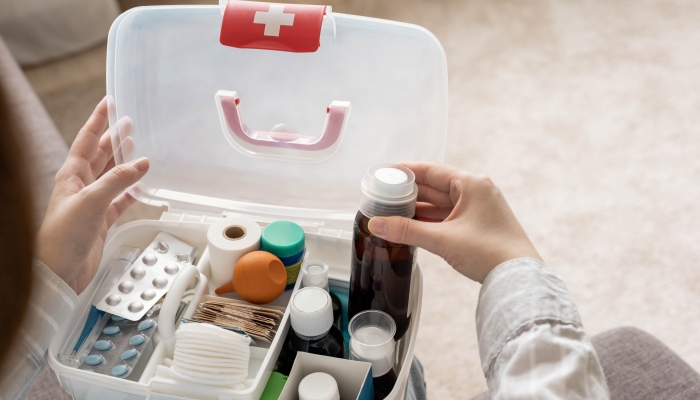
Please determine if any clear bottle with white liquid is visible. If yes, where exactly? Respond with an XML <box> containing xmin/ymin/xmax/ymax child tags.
<box><xmin>349</xmin><ymin>310</ymin><xmax>397</xmax><ymax>400</ymax></box>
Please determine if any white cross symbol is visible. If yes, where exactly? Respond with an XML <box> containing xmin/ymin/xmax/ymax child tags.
<box><xmin>254</xmin><ymin>4</ymin><xmax>295</xmax><ymax>37</ymax></box>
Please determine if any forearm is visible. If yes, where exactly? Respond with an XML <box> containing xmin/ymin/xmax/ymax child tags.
<box><xmin>0</xmin><ymin>261</ymin><xmax>77</xmax><ymax>399</ymax></box>
<box><xmin>476</xmin><ymin>258</ymin><xmax>609</xmax><ymax>399</ymax></box>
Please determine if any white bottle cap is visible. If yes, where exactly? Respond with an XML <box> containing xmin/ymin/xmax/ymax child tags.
<box><xmin>298</xmin><ymin>372</ymin><xmax>340</xmax><ymax>400</ymax></box>
<box><xmin>301</xmin><ymin>259</ymin><xmax>330</xmax><ymax>291</ymax></box>
<box><xmin>290</xmin><ymin>287</ymin><xmax>333</xmax><ymax>338</ymax></box>
<box><xmin>358</xmin><ymin>163</ymin><xmax>418</xmax><ymax>218</ymax></box>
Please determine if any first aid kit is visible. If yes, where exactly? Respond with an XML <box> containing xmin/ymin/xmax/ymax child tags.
<box><xmin>48</xmin><ymin>0</ymin><xmax>447</xmax><ymax>399</ymax></box>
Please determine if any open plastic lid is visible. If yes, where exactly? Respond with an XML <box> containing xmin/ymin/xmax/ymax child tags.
<box><xmin>106</xmin><ymin>2</ymin><xmax>447</xmax><ymax>229</ymax></box>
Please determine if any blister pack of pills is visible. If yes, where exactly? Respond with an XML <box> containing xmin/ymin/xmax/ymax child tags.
<box><xmin>78</xmin><ymin>306</ymin><xmax>160</xmax><ymax>378</ymax></box>
<box><xmin>58</xmin><ymin>246</ymin><xmax>141</xmax><ymax>367</ymax></box>
<box><xmin>95</xmin><ymin>232</ymin><xmax>198</xmax><ymax>321</ymax></box>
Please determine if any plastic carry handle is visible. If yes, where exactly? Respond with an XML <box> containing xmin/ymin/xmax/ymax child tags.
<box><xmin>158</xmin><ymin>266</ymin><xmax>208</xmax><ymax>355</ymax></box>
<box><xmin>216</xmin><ymin>90</ymin><xmax>351</xmax><ymax>155</ymax></box>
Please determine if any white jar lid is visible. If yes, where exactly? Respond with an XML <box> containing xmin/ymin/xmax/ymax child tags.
<box><xmin>298</xmin><ymin>372</ymin><xmax>340</xmax><ymax>400</ymax></box>
<box><xmin>290</xmin><ymin>287</ymin><xmax>333</xmax><ymax>338</ymax></box>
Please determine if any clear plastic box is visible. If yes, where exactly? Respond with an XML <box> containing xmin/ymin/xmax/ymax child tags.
<box><xmin>48</xmin><ymin>2</ymin><xmax>446</xmax><ymax>399</ymax></box>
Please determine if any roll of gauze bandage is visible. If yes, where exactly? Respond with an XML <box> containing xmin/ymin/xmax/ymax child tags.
<box><xmin>207</xmin><ymin>218</ymin><xmax>261</xmax><ymax>287</ymax></box>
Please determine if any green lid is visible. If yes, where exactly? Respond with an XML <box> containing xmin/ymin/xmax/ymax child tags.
<box><xmin>261</xmin><ymin>221</ymin><xmax>305</xmax><ymax>258</ymax></box>
<box><xmin>260</xmin><ymin>372</ymin><xmax>287</xmax><ymax>400</ymax></box>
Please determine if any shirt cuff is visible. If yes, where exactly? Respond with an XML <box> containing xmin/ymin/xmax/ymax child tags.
<box><xmin>24</xmin><ymin>260</ymin><xmax>78</xmax><ymax>352</ymax></box>
<box><xmin>475</xmin><ymin>258</ymin><xmax>582</xmax><ymax>376</ymax></box>
<box><xmin>33</xmin><ymin>260</ymin><xmax>78</xmax><ymax>306</ymax></box>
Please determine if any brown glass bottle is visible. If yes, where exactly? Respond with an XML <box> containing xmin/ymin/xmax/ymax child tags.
<box><xmin>373</xmin><ymin>368</ymin><xmax>398</xmax><ymax>400</ymax></box>
<box><xmin>349</xmin><ymin>211</ymin><xmax>415</xmax><ymax>340</ymax></box>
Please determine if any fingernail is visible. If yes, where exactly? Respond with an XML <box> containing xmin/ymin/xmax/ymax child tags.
<box><xmin>368</xmin><ymin>217</ymin><xmax>388</xmax><ymax>236</ymax></box>
<box><xmin>131</xmin><ymin>157</ymin><xmax>149</xmax><ymax>171</ymax></box>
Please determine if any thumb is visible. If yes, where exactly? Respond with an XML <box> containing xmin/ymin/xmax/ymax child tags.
<box><xmin>368</xmin><ymin>216</ymin><xmax>442</xmax><ymax>254</ymax></box>
<box><xmin>83</xmin><ymin>157</ymin><xmax>150</xmax><ymax>210</ymax></box>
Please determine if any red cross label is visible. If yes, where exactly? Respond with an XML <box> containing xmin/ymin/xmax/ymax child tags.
<box><xmin>220</xmin><ymin>1</ymin><xmax>327</xmax><ymax>53</ymax></box>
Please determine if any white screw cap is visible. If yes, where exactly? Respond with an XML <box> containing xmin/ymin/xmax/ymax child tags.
<box><xmin>290</xmin><ymin>287</ymin><xmax>333</xmax><ymax>338</ymax></box>
<box><xmin>298</xmin><ymin>372</ymin><xmax>340</xmax><ymax>400</ymax></box>
<box><xmin>359</xmin><ymin>163</ymin><xmax>417</xmax><ymax>218</ymax></box>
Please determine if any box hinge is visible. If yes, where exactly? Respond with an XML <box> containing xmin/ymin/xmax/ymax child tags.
<box><xmin>160</xmin><ymin>210</ymin><xmax>352</xmax><ymax>239</ymax></box>
<box><xmin>159</xmin><ymin>209</ymin><xmax>223</xmax><ymax>224</ymax></box>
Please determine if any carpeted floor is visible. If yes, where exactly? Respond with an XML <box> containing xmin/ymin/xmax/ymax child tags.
<box><xmin>24</xmin><ymin>0</ymin><xmax>700</xmax><ymax>398</ymax></box>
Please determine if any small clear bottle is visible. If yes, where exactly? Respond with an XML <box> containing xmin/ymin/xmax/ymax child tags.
<box><xmin>277</xmin><ymin>287</ymin><xmax>346</xmax><ymax>375</ymax></box>
<box><xmin>301</xmin><ymin>258</ymin><xmax>343</xmax><ymax>328</ymax></box>
<box><xmin>349</xmin><ymin>310</ymin><xmax>398</xmax><ymax>400</ymax></box>
<box><xmin>349</xmin><ymin>164</ymin><xmax>418</xmax><ymax>340</ymax></box>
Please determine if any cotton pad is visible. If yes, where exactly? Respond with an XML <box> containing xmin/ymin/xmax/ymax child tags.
<box><xmin>157</xmin><ymin>322</ymin><xmax>251</xmax><ymax>388</ymax></box>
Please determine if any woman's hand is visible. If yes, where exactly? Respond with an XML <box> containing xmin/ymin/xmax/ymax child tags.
<box><xmin>367</xmin><ymin>162</ymin><xmax>541</xmax><ymax>283</ymax></box>
<box><xmin>36</xmin><ymin>98</ymin><xmax>149</xmax><ymax>294</ymax></box>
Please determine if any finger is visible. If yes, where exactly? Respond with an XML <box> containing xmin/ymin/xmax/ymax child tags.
<box><xmin>95</xmin><ymin>117</ymin><xmax>133</xmax><ymax>177</ymax></box>
<box><xmin>68</xmin><ymin>97</ymin><xmax>109</xmax><ymax>162</ymax></box>
<box><xmin>99</xmin><ymin>136</ymin><xmax>135</xmax><ymax>179</ymax></box>
<box><xmin>415</xmin><ymin>203</ymin><xmax>453</xmax><ymax>221</ymax></box>
<box><xmin>417</xmin><ymin>183</ymin><xmax>454</xmax><ymax>207</ymax></box>
<box><xmin>105</xmin><ymin>191</ymin><xmax>138</xmax><ymax>228</ymax></box>
<box><xmin>82</xmin><ymin>157</ymin><xmax>149</xmax><ymax>211</ymax></box>
<box><xmin>400</xmin><ymin>162</ymin><xmax>464</xmax><ymax>193</ymax></box>
<box><xmin>367</xmin><ymin>216</ymin><xmax>444</xmax><ymax>255</ymax></box>
<box><xmin>89</xmin><ymin>131</ymin><xmax>113</xmax><ymax>180</ymax></box>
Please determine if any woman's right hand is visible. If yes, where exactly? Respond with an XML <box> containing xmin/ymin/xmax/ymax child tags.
<box><xmin>36</xmin><ymin>98</ymin><xmax>148</xmax><ymax>295</ymax></box>
<box><xmin>366</xmin><ymin>162</ymin><xmax>542</xmax><ymax>283</ymax></box>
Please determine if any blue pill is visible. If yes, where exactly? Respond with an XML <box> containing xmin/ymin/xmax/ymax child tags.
<box><xmin>111</xmin><ymin>364</ymin><xmax>129</xmax><ymax>376</ymax></box>
<box><xmin>111</xmin><ymin>315</ymin><xmax>125</xmax><ymax>322</ymax></box>
<box><xmin>120</xmin><ymin>348</ymin><xmax>138</xmax><ymax>360</ymax></box>
<box><xmin>102</xmin><ymin>326</ymin><xmax>121</xmax><ymax>335</ymax></box>
<box><xmin>137</xmin><ymin>319</ymin><xmax>155</xmax><ymax>331</ymax></box>
<box><xmin>94</xmin><ymin>340</ymin><xmax>112</xmax><ymax>351</ymax></box>
<box><xmin>103</xmin><ymin>326</ymin><xmax>120</xmax><ymax>335</ymax></box>
<box><xmin>129</xmin><ymin>334</ymin><xmax>146</xmax><ymax>346</ymax></box>
<box><xmin>85</xmin><ymin>355</ymin><xmax>103</xmax><ymax>366</ymax></box>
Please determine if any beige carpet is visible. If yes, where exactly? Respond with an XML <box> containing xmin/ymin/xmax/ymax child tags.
<box><xmin>24</xmin><ymin>0</ymin><xmax>700</xmax><ymax>398</ymax></box>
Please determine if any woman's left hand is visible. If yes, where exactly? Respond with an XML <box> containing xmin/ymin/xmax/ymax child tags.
<box><xmin>37</xmin><ymin>98</ymin><xmax>149</xmax><ymax>294</ymax></box>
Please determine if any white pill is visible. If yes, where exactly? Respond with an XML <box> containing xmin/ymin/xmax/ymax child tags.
<box><xmin>142</xmin><ymin>254</ymin><xmax>157</xmax><ymax>266</ymax></box>
<box><xmin>152</xmin><ymin>276</ymin><xmax>168</xmax><ymax>289</ymax></box>
<box><xmin>106</xmin><ymin>294</ymin><xmax>122</xmax><ymax>306</ymax></box>
<box><xmin>118</xmin><ymin>281</ymin><xmax>134</xmax><ymax>294</ymax></box>
<box><xmin>128</xmin><ymin>302</ymin><xmax>144</xmax><ymax>313</ymax></box>
<box><xmin>141</xmin><ymin>290</ymin><xmax>156</xmax><ymax>301</ymax></box>
<box><xmin>130</xmin><ymin>267</ymin><xmax>146</xmax><ymax>280</ymax></box>
<box><xmin>164</xmin><ymin>263</ymin><xmax>179</xmax><ymax>275</ymax></box>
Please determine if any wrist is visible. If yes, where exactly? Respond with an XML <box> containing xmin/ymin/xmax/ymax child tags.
<box><xmin>36</xmin><ymin>245</ymin><xmax>76</xmax><ymax>292</ymax></box>
<box><xmin>474</xmin><ymin>246</ymin><xmax>543</xmax><ymax>284</ymax></box>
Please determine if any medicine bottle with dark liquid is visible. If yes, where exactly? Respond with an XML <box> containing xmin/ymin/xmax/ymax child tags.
<box><xmin>276</xmin><ymin>287</ymin><xmax>345</xmax><ymax>375</ymax></box>
<box><xmin>349</xmin><ymin>164</ymin><xmax>418</xmax><ymax>341</ymax></box>
<box><xmin>373</xmin><ymin>368</ymin><xmax>399</xmax><ymax>400</ymax></box>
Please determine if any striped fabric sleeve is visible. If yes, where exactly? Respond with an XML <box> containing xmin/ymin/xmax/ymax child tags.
<box><xmin>476</xmin><ymin>258</ymin><xmax>610</xmax><ymax>399</ymax></box>
<box><xmin>0</xmin><ymin>260</ymin><xmax>77</xmax><ymax>400</ymax></box>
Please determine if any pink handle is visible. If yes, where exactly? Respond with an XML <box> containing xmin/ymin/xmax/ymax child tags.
<box><xmin>217</xmin><ymin>91</ymin><xmax>350</xmax><ymax>151</ymax></box>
